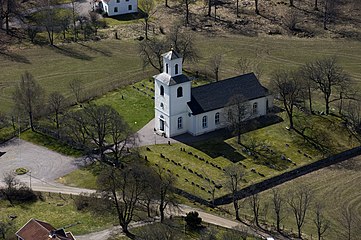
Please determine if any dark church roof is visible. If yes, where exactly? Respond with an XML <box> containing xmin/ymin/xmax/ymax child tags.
<box><xmin>162</xmin><ymin>50</ymin><xmax>181</xmax><ymax>60</ymax></box>
<box><xmin>154</xmin><ymin>72</ymin><xmax>190</xmax><ymax>86</ymax></box>
<box><xmin>187</xmin><ymin>73</ymin><xmax>270</xmax><ymax>115</ymax></box>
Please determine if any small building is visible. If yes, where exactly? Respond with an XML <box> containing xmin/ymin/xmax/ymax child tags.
<box><xmin>94</xmin><ymin>0</ymin><xmax>138</xmax><ymax>16</ymax></box>
<box><xmin>16</xmin><ymin>219</ymin><xmax>76</xmax><ymax>240</ymax></box>
<box><xmin>154</xmin><ymin>50</ymin><xmax>273</xmax><ymax>137</ymax></box>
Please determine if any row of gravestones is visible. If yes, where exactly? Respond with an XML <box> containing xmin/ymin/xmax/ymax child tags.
<box><xmin>180</xmin><ymin>148</ymin><xmax>226</xmax><ymax>172</ymax></box>
<box><xmin>158</xmin><ymin>152</ymin><xmax>222</xmax><ymax>193</ymax></box>
<box><xmin>132</xmin><ymin>85</ymin><xmax>154</xmax><ymax>99</ymax></box>
<box><xmin>144</xmin><ymin>155</ymin><xmax>181</xmax><ymax>178</ymax></box>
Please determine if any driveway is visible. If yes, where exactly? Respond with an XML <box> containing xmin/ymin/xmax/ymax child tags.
<box><xmin>0</xmin><ymin>138</ymin><xmax>78</xmax><ymax>188</ymax></box>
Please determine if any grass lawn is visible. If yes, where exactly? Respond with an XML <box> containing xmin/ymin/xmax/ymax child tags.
<box><xmin>1</xmin><ymin>35</ymin><xmax>361</xmax><ymax>115</ymax></box>
<box><xmin>0</xmin><ymin>193</ymin><xmax>117</xmax><ymax>236</ymax></box>
<box><xmin>116</xmin><ymin>217</ymin><xmax>262</xmax><ymax>240</ymax></box>
<box><xmin>225</xmin><ymin>155</ymin><xmax>361</xmax><ymax>240</ymax></box>
<box><xmin>20</xmin><ymin>130</ymin><xmax>83</xmax><ymax>157</ymax></box>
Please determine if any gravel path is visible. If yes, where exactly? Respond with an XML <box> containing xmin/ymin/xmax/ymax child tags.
<box><xmin>0</xmin><ymin>138</ymin><xmax>79</xmax><ymax>188</ymax></box>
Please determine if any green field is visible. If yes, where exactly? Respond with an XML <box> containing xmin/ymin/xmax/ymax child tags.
<box><xmin>1</xmin><ymin>35</ymin><xmax>361</xmax><ymax>114</ymax></box>
<box><xmin>0</xmin><ymin>193</ymin><xmax>117</xmax><ymax>236</ymax></box>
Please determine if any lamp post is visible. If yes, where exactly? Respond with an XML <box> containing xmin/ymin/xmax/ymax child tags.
<box><xmin>29</xmin><ymin>170</ymin><xmax>32</xmax><ymax>189</ymax></box>
<box><xmin>154</xmin><ymin>132</ymin><xmax>157</xmax><ymax>145</ymax></box>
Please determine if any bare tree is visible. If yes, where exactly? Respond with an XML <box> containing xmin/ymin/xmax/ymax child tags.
<box><xmin>69</xmin><ymin>79</ymin><xmax>84</xmax><ymax>103</ymax></box>
<box><xmin>248</xmin><ymin>193</ymin><xmax>261</xmax><ymax>227</ymax></box>
<box><xmin>152</xmin><ymin>166</ymin><xmax>177</xmax><ymax>222</ymax></box>
<box><xmin>0</xmin><ymin>172</ymin><xmax>19</xmax><ymax>206</ymax></box>
<box><xmin>254</xmin><ymin>0</ymin><xmax>259</xmax><ymax>15</ymax></box>
<box><xmin>271</xmin><ymin>189</ymin><xmax>284</xmax><ymax>232</ymax></box>
<box><xmin>225</xmin><ymin>95</ymin><xmax>251</xmax><ymax>144</ymax></box>
<box><xmin>48</xmin><ymin>91</ymin><xmax>66</xmax><ymax>137</ymax></box>
<box><xmin>345</xmin><ymin>100</ymin><xmax>361</xmax><ymax>136</ymax></box>
<box><xmin>288</xmin><ymin>186</ymin><xmax>312</xmax><ymax>238</ymax></box>
<box><xmin>323</xmin><ymin>0</ymin><xmax>338</xmax><ymax>30</ymax></box>
<box><xmin>13</xmin><ymin>71</ymin><xmax>45</xmax><ymax>132</ymax></box>
<box><xmin>139</xmin><ymin>38</ymin><xmax>167</xmax><ymax>73</ymax></box>
<box><xmin>304</xmin><ymin>57</ymin><xmax>350</xmax><ymax>115</ymax></box>
<box><xmin>1</xmin><ymin>0</ymin><xmax>19</xmax><ymax>34</ymax></box>
<box><xmin>314</xmin><ymin>203</ymin><xmax>329</xmax><ymax>240</ymax></box>
<box><xmin>166</xmin><ymin>24</ymin><xmax>199</xmax><ymax>64</ymax></box>
<box><xmin>236</xmin><ymin>57</ymin><xmax>253</xmax><ymax>75</ymax></box>
<box><xmin>0</xmin><ymin>218</ymin><xmax>15</xmax><ymax>240</ymax></box>
<box><xmin>97</xmin><ymin>163</ymin><xmax>149</xmax><ymax>238</ymax></box>
<box><xmin>70</xmin><ymin>0</ymin><xmax>79</xmax><ymax>41</ymax></box>
<box><xmin>209</xmin><ymin>54</ymin><xmax>222</xmax><ymax>82</ymax></box>
<box><xmin>270</xmin><ymin>69</ymin><xmax>304</xmax><ymax>129</ymax></box>
<box><xmin>139</xmin><ymin>0</ymin><xmax>155</xmax><ymax>40</ymax></box>
<box><xmin>224</xmin><ymin>164</ymin><xmax>245</xmax><ymax>221</ymax></box>
<box><xmin>283</xmin><ymin>8</ymin><xmax>300</xmax><ymax>31</ymax></box>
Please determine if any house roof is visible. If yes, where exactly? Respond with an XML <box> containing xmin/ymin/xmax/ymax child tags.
<box><xmin>16</xmin><ymin>219</ymin><xmax>76</xmax><ymax>240</ymax></box>
<box><xmin>154</xmin><ymin>72</ymin><xmax>190</xmax><ymax>86</ymax></box>
<box><xmin>162</xmin><ymin>50</ymin><xmax>181</xmax><ymax>60</ymax></box>
<box><xmin>187</xmin><ymin>73</ymin><xmax>270</xmax><ymax>115</ymax></box>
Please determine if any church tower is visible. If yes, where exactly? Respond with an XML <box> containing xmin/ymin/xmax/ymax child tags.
<box><xmin>154</xmin><ymin>50</ymin><xmax>191</xmax><ymax>137</ymax></box>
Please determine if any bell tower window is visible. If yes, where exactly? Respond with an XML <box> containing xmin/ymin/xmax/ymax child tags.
<box><xmin>175</xmin><ymin>64</ymin><xmax>179</xmax><ymax>75</ymax></box>
<box><xmin>160</xmin><ymin>85</ymin><xmax>164</xmax><ymax>96</ymax></box>
<box><xmin>166</xmin><ymin>64</ymin><xmax>169</xmax><ymax>74</ymax></box>
<box><xmin>177</xmin><ymin>87</ymin><xmax>183</xmax><ymax>97</ymax></box>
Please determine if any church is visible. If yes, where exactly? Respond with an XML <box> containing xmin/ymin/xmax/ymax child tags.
<box><xmin>154</xmin><ymin>50</ymin><xmax>273</xmax><ymax>137</ymax></box>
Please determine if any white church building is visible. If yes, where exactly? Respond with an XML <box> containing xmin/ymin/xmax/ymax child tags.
<box><xmin>154</xmin><ymin>50</ymin><xmax>273</xmax><ymax>138</ymax></box>
<box><xmin>95</xmin><ymin>0</ymin><xmax>138</xmax><ymax>16</ymax></box>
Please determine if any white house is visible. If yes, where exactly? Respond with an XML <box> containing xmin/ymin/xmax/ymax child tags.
<box><xmin>154</xmin><ymin>50</ymin><xmax>273</xmax><ymax>138</ymax></box>
<box><xmin>95</xmin><ymin>0</ymin><xmax>137</xmax><ymax>16</ymax></box>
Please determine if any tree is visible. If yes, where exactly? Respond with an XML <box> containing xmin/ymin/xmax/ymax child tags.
<box><xmin>314</xmin><ymin>0</ymin><xmax>318</xmax><ymax>10</ymax></box>
<box><xmin>336</xmin><ymin>207</ymin><xmax>360</xmax><ymax>240</ymax></box>
<box><xmin>304</xmin><ymin>57</ymin><xmax>350</xmax><ymax>115</ymax></box>
<box><xmin>89</xmin><ymin>11</ymin><xmax>105</xmax><ymax>37</ymax></box>
<box><xmin>0</xmin><ymin>218</ymin><xmax>15</xmax><ymax>240</ymax></box>
<box><xmin>48</xmin><ymin>91</ymin><xmax>66</xmax><ymax>136</ymax></box>
<box><xmin>185</xmin><ymin>211</ymin><xmax>202</xmax><ymax>229</ymax></box>
<box><xmin>236</xmin><ymin>57</ymin><xmax>253</xmax><ymax>75</ymax></box>
<box><xmin>283</xmin><ymin>8</ymin><xmax>300</xmax><ymax>31</ymax></box>
<box><xmin>209</xmin><ymin>54</ymin><xmax>222</xmax><ymax>82</ymax></box>
<box><xmin>152</xmin><ymin>166</ymin><xmax>177</xmax><ymax>223</ymax></box>
<box><xmin>97</xmin><ymin>163</ymin><xmax>149</xmax><ymax>238</ymax></box>
<box><xmin>0</xmin><ymin>172</ymin><xmax>19</xmax><ymax>206</ymax></box>
<box><xmin>139</xmin><ymin>38</ymin><xmax>167</xmax><ymax>73</ymax></box>
<box><xmin>69</xmin><ymin>79</ymin><xmax>84</xmax><ymax>103</ymax></box>
<box><xmin>271</xmin><ymin>189</ymin><xmax>284</xmax><ymax>232</ymax></box>
<box><xmin>225</xmin><ymin>95</ymin><xmax>251</xmax><ymax>144</ymax></box>
<box><xmin>323</xmin><ymin>0</ymin><xmax>338</xmax><ymax>30</ymax></box>
<box><xmin>0</xmin><ymin>0</ymin><xmax>19</xmax><ymax>34</ymax></box>
<box><xmin>299</xmin><ymin>65</ymin><xmax>317</xmax><ymax>113</ymax></box>
<box><xmin>288</xmin><ymin>186</ymin><xmax>312</xmax><ymax>238</ymax></box>
<box><xmin>248</xmin><ymin>193</ymin><xmax>261</xmax><ymax>227</ymax></box>
<box><xmin>345</xmin><ymin>100</ymin><xmax>361</xmax><ymax>136</ymax></box>
<box><xmin>254</xmin><ymin>0</ymin><xmax>259</xmax><ymax>15</ymax></box>
<box><xmin>183</xmin><ymin>0</ymin><xmax>191</xmax><ymax>25</ymax></box>
<box><xmin>139</xmin><ymin>0</ymin><xmax>155</xmax><ymax>40</ymax></box>
<box><xmin>70</xmin><ymin>0</ymin><xmax>79</xmax><ymax>41</ymax></box>
<box><xmin>313</xmin><ymin>203</ymin><xmax>329</xmax><ymax>240</ymax></box>
<box><xmin>289</xmin><ymin>0</ymin><xmax>294</xmax><ymax>7</ymax></box>
<box><xmin>224</xmin><ymin>165</ymin><xmax>244</xmax><ymax>221</ymax></box>
<box><xmin>271</xmin><ymin>69</ymin><xmax>303</xmax><ymax>129</ymax></box>
<box><xmin>13</xmin><ymin>71</ymin><xmax>45</xmax><ymax>132</ymax></box>
<box><xmin>166</xmin><ymin>24</ymin><xmax>199</xmax><ymax>64</ymax></box>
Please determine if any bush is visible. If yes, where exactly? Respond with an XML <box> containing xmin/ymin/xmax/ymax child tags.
<box><xmin>185</xmin><ymin>211</ymin><xmax>202</xmax><ymax>229</ymax></box>
<box><xmin>15</xmin><ymin>168</ymin><xmax>28</xmax><ymax>175</ymax></box>
<box><xmin>10</xmin><ymin>186</ymin><xmax>37</xmax><ymax>203</ymax></box>
<box><xmin>73</xmin><ymin>193</ymin><xmax>90</xmax><ymax>211</ymax></box>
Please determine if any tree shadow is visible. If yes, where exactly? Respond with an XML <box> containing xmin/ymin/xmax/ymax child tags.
<box><xmin>0</xmin><ymin>51</ymin><xmax>31</xmax><ymax>64</ymax></box>
<box><xmin>76</xmin><ymin>42</ymin><xmax>112</xmax><ymax>57</ymax></box>
<box><xmin>49</xmin><ymin>45</ymin><xmax>93</xmax><ymax>61</ymax></box>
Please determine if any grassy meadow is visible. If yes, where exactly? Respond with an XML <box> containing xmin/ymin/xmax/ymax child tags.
<box><xmin>1</xmin><ymin>35</ymin><xmax>361</xmax><ymax>114</ymax></box>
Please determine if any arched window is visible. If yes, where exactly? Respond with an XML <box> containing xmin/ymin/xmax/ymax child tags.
<box><xmin>160</xmin><ymin>103</ymin><xmax>164</xmax><ymax>109</ymax></box>
<box><xmin>178</xmin><ymin>117</ymin><xmax>183</xmax><ymax>129</ymax></box>
<box><xmin>266</xmin><ymin>99</ymin><xmax>269</xmax><ymax>113</ymax></box>
<box><xmin>175</xmin><ymin>64</ymin><xmax>179</xmax><ymax>75</ymax></box>
<box><xmin>215</xmin><ymin>112</ymin><xmax>220</xmax><ymax>125</ymax></box>
<box><xmin>202</xmin><ymin>116</ymin><xmax>208</xmax><ymax>128</ymax></box>
<box><xmin>166</xmin><ymin>64</ymin><xmax>169</xmax><ymax>74</ymax></box>
<box><xmin>253</xmin><ymin>102</ymin><xmax>258</xmax><ymax>115</ymax></box>
<box><xmin>177</xmin><ymin>87</ymin><xmax>183</xmax><ymax>97</ymax></box>
<box><xmin>160</xmin><ymin>85</ymin><xmax>164</xmax><ymax>96</ymax></box>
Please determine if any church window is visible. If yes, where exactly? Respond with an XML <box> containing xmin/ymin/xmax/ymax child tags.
<box><xmin>160</xmin><ymin>85</ymin><xmax>164</xmax><ymax>96</ymax></box>
<box><xmin>202</xmin><ymin>116</ymin><xmax>208</xmax><ymax>128</ymax></box>
<box><xmin>215</xmin><ymin>112</ymin><xmax>220</xmax><ymax>125</ymax></box>
<box><xmin>177</xmin><ymin>87</ymin><xmax>183</xmax><ymax>97</ymax></box>
<box><xmin>114</xmin><ymin>7</ymin><xmax>118</xmax><ymax>12</ymax></box>
<box><xmin>128</xmin><ymin>5</ymin><xmax>132</xmax><ymax>10</ymax></box>
<box><xmin>116</xmin><ymin>0</ymin><xmax>120</xmax><ymax>2</ymax></box>
<box><xmin>175</xmin><ymin>64</ymin><xmax>179</xmax><ymax>75</ymax></box>
<box><xmin>166</xmin><ymin>64</ymin><xmax>169</xmax><ymax>74</ymax></box>
<box><xmin>253</xmin><ymin>102</ymin><xmax>258</xmax><ymax>115</ymax></box>
<box><xmin>160</xmin><ymin>103</ymin><xmax>164</xmax><ymax>109</ymax></box>
<box><xmin>178</xmin><ymin>117</ymin><xmax>183</xmax><ymax>129</ymax></box>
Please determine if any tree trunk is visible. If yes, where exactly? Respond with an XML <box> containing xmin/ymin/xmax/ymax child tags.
<box><xmin>234</xmin><ymin>199</ymin><xmax>240</xmax><ymax>221</ymax></box>
<box><xmin>290</xmin><ymin>0</ymin><xmax>294</xmax><ymax>7</ymax></box>
<box><xmin>255</xmin><ymin>0</ymin><xmax>259</xmax><ymax>15</ymax></box>
<box><xmin>298</xmin><ymin>227</ymin><xmax>302</xmax><ymax>238</ymax></box>
<box><xmin>165</xmin><ymin>0</ymin><xmax>168</xmax><ymax>7</ymax></box>
<box><xmin>55</xmin><ymin>111</ymin><xmax>59</xmax><ymax>137</ymax></box>
<box><xmin>145</xmin><ymin>18</ymin><xmax>148</xmax><ymax>40</ymax></box>
<box><xmin>276</xmin><ymin>216</ymin><xmax>280</xmax><ymax>232</ymax></box>
<box><xmin>214</xmin><ymin>0</ymin><xmax>217</xmax><ymax>21</ymax></box>
<box><xmin>29</xmin><ymin>111</ymin><xmax>35</xmax><ymax>132</ymax></box>
<box><xmin>185</xmin><ymin>0</ymin><xmax>189</xmax><ymax>25</ymax></box>
<box><xmin>314</xmin><ymin>0</ymin><xmax>318</xmax><ymax>10</ymax></box>
<box><xmin>5</xmin><ymin>12</ymin><xmax>9</xmax><ymax>34</ymax></box>
<box><xmin>236</xmin><ymin>0</ymin><xmax>239</xmax><ymax>17</ymax></box>
<box><xmin>325</xmin><ymin>95</ymin><xmax>330</xmax><ymax>115</ymax></box>
<box><xmin>207</xmin><ymin>0</ymin><xmax>211</xmax><ymax>16</ymax></box>
<box><xmin>308</xmin><ymin>87</ymin><xmax>313</xmax><ymax>113</ymax></box>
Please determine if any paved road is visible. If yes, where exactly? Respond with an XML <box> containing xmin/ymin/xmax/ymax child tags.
<box><xmin>0</xmin><ymin>138</ymin><xmax>79</xmax><ymax>188</ymax></box>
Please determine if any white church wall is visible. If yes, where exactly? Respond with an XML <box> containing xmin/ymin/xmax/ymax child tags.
<box><xmin>169</xmin><ymin>82</ymin><xmax>191</xmax><ymax>116</ymax></box>
<box><xmin>103</xmin><ymin>0</ymin><xmax>137</xmax><ymax>16</ymax></box>
<box><xmin>190</xmin><ymin>108</ymin><xmax>225</xmax><ymax>136</ymax></box>
<box><xmin>163</xmin><ymin>58</ymin><xmax>183</xmax><ymax>77</ymax></box>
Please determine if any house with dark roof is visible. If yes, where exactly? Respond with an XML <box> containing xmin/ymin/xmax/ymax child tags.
<box><xmin>154</xmin><ymin>50</ymin><xmax>273</xmax><ymax>137</ymax></box>
<box><xmin>16</xmin><ymin>219</ymin><xmax>76</xmax><ymax>240</ymax></box>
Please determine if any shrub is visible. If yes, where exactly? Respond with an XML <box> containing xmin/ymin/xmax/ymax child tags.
<box><xmin>185</xmin><ymin>211</ymin><xmax>202</xmax><ymax>229</ymax></box>
<box><xmin>74</xmin><ymin>193</ymin><xmax>90</xmax><ymax>211</ymax></box>
<box><xmin>15</xmin><ymin>168</ymin><xmax>28</xmax><ymax>175</ymax></box>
